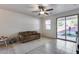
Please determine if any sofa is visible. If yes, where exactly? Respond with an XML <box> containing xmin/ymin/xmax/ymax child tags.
<box><xmin>17</xmin><ymin>31</ymin><xmax>40</xmax><ymax>43</ymax></box>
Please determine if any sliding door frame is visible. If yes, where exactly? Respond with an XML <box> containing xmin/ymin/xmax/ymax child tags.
<box><xmin>56</xmin><ymin>14</ymin><xmax>79</xmax><ymax>43</ymax></box>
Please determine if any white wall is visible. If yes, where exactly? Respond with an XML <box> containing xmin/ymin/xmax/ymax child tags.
<box><xmin>40</xmin><ymin>8</ymin><xmax>79</xmax><ymax>38</ymax></box>
<box><xmin>0</xmin><ymin>9</ymin><xmax>40</xmax><ymax>36</ymax></box>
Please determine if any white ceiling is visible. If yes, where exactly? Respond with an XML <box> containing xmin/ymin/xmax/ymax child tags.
<box><xmin>0</xmin><ymin>4</ymin><xmax>79</xmax><ymax>18</ymax></box>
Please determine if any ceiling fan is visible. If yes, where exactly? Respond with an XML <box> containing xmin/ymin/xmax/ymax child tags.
<box><xmin>32</xmin><ymin>5</ymin><xmax>53</xmax><ymax>15</ymax></box>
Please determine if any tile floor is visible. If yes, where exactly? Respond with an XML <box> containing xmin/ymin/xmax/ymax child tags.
<box><xmin>0</xmin><ymin>37</ymin><xmax>76</xmax><ymax>54</ymax></box>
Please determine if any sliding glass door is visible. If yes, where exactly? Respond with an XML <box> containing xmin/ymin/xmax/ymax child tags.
<box><xmin>57</xmin><ymin>17</ymin><xmax>65</xmax><ymax>39</ymax></box>
<box><xmin>66</xmin><ymin>15</ymin><xmax>78</xmax><ymax>41</ymax></box>
<box><xmin>57</xmin><ymin>15</ymin><xmax>78</xmax><ymax>42</ymax></box>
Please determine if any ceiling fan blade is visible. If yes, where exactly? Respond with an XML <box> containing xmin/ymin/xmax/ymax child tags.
<box><xmin>46</xmin><ymin>9</ymin><xmax>53</xmax><ymax>11</ymax></box>
<box><xmin>44</xmin><ymin>12</ymin><xmax>49</xmax><ymax>15</ymax></box>
<box><xmin>38</xmin><ymin>5</ymin><xmax>45</xmax><ymax>11</ymax></box>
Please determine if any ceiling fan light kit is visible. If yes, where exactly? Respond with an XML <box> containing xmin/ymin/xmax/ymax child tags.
<box><xmin>32</xmin><ymin>5</ymin><xmax>53</xmax><ymax>16</ymax></box>
<box><xmin>40</xmin><ymin>11</ymin><xmax>44</xmax><ymax>14</ymax></box>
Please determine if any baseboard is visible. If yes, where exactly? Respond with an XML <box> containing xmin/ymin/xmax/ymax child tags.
<box><xmin>41</xmin><ymin>35</ymin><xmax>56</xmax><ymax>39</ymax></box>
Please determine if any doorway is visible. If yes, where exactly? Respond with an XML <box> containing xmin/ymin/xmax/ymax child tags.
<box><xmin>57</xmin><ymin>15</ymin><xmax>78</xmax><ymax>42</ymax></box>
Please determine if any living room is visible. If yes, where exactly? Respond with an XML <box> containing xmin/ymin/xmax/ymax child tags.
<box><xmin>0</xmin><ymin>4</ymin><xmax>79</xmax><ymax>54</ymax></box>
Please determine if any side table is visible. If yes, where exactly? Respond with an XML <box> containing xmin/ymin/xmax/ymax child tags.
<box><xmin>0</xmin><ymin>37</ymin><xmax>8</xmax><ymax>47</ymax></box>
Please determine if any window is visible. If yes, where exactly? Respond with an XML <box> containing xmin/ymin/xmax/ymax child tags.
<box><xmin>45</xmin><ymin>20</ymin><xmax>51</xmax><ymax>30</ymax></box>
